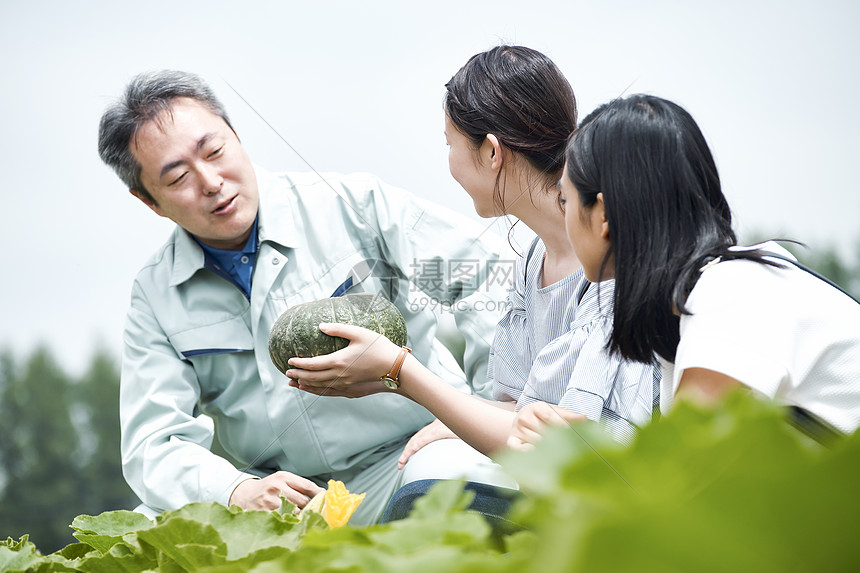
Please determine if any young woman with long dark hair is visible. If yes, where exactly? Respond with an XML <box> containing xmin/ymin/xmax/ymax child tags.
<box><xmin>558</xmin><ymin>94</ymin><xmax>860</xmax><ymax>434</ymax></box>
<box><xmin>287</xmin><ymin>47</ymin><xmax>658</xmax><ymax>471</ymax></box>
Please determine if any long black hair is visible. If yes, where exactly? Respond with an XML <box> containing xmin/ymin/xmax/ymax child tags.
<box><xmin>565</xmin><ymin>95</ymin><xmax>779</xmax><ymax>363</ymax></box>
<box><xmin>445</xmin><ymin>45</ymin><xmax>577</xmax><ymax>213</ymax></box>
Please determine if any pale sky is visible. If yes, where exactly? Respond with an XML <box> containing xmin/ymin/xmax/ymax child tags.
<box><xmin>2</xmin><ymin>0</ymin><xmax>858</xmax><ymax>374</ymax></box>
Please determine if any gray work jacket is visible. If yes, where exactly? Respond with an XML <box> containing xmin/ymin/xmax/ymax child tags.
<box><xmin>119</xmin><ymin>168</ymin><xmax>506</xmax><ymax>510</ymax></box>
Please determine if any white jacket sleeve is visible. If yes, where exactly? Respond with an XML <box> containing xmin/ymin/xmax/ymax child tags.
<box><xmin>120</xmin><ymin>282</ymin><xmax>257</xmax><ymax>511</ymax></box>
<box><xmin>356</xmin><ymin>175</ymin><xmax>507</xmax><ymax>398</ymax></box>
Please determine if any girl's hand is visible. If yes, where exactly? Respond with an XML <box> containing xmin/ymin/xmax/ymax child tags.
<box><xmin>398</xmin><ymin>418</ymin><xmax>458</xmax><ymax>469</ymax></box>
<box><xmin>285</xmin><ymin>322</ymin><xmax>403</xmax><ymax>393</ymax></box>
<box><xmin>288</xmin><ymin>377</ymin><xmax>390</xmax><ymax>398</ymax></box>
<box><xmin>507</xmin><ymin>401</ymin><xmax>586</xmax><ymax>451</ymax></box>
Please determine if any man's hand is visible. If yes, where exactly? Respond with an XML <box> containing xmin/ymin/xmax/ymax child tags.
<box><xmin>288</xmin><ymin>378</ymin><xmax>389</xmax><ymax>398</ymax></box>
<box><xmin>507</xmin><ymin>401</ymin><xmax>586</xmax><ymax>451</ymax></box>
<box><xmin>229</xmin><ymin>471</ymin><xmax>324</xmax><ymax>511</ymax></box>
<box><xmin>398</xmin><ymin>418</ymin><xmax>458</xmax><ymax>470</ymax></box>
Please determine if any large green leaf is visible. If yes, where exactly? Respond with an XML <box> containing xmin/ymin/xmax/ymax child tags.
<box><xmin>69</xmin><ymin>510</ymin><xmax>155</xmax><ymax>556</ymax></box>
<box><xmin>500</xmin><ymin>393</ymin><xmax>860</xmax><ymax>573</ymax></box>
<box><xmin>161</xmin><ymin>502</ymin><xmax>313</xmax><ymax>559</ymax></box>
<box><xmin>0</xmin><ymin>536</ymin><xmax>42</xmax><ymax>571</ymax></box>
<box><xmin>71</xmin><ymin>511</ymin><xmax>155</xmax><ymax>538</ymax></box>
<box><xmin>134</xmin><ymin>517</ymin><xmax>226</xmax><ymax>570</ymax></box>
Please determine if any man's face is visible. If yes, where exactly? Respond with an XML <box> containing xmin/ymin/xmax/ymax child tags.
<box><xmin>130</xmin><ymin>97</ymin><xmax>259</xmax><ymax>250</ymax></box>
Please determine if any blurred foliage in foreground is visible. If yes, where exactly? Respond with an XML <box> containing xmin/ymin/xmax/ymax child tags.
<box><xmin>2</xmin><ymin>393</ymin><xmax>858</xmax><ymax>572</ymax></box>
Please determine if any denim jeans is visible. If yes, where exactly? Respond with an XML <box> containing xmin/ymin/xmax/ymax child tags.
<box><xmin>379</xmin><ymin>479</ymin><xmax>523</xmax><ymax>535</ymax></box>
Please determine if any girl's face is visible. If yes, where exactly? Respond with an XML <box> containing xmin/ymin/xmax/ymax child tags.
<box><xmin>444</xmin><ymin>114</ymin><xmax>501</xmax><ymax>218</ymax></box>
<box><xmin>558</xmin><ymin>168</ymin><xmax>613</xmax><ymax>281</ymax></box>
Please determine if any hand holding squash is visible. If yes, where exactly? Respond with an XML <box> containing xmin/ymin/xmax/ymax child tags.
<box><xmin>269</xmin><ymin>293</ymin><xmax>408</xmax><ymax>377</ymax></box>
<box><xmin>286</xmin><ymin>322</ymin><xmax>406</xmax><ymax>393</ymax></box>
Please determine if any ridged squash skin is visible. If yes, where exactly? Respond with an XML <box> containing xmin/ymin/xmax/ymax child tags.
<box><xmin>268</xmin><ymin>294</ymin><xmax>408</xmax><ymax>376</ymax></box>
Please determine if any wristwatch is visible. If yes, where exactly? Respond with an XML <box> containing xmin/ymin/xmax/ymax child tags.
<box><xmin>380</xmin><ymin>346</ymin><xmax>412</xmax><ymax>390</ymax></box>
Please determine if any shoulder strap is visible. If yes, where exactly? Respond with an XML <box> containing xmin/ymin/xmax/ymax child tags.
<box><xmin>522</xmin><ymin>235</ymin><xmax>541</xmax><ymax>285</ymax></box>
<box><xmin>651</xmin><ymin>364</ymin><xmax>662</xmax><ymax>422</ymax></box>
<box><xmin>787</xmin><ymin>405</ymin><xmax>844</xmax><ymax>447</ymax></box>
<box><xmin>525</xmin><ymin>235</ymin><xmax>541</xmax><ymax>266</ymax></box>
<box><xmin>762</xmin><ymin>252</ymin><xmax>860</xmax><ymax>305</ymax></box>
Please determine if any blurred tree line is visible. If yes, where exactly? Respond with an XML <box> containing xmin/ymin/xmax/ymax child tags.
<box><xmin>749</xmin><ymin>235</ymin><xmax>860</xmax><ymax>300</ymax></box>
<box><xmin>786</xmin><ymin>242</ymin><xmax>860</xmax><ymax>300</ymax></box>
<box><xmin>0</xmin><ymin>238</ymin><xmax>856</xmax><ymax>556</ymax></box>
<box><xmin>0</xmin><ymin>347</ymin><xmax>138</xmax><ymax>554</ymax></box>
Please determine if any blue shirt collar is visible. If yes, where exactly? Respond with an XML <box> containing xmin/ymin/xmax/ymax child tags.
<box><xmin>192</xmin><ymin>217</ymin><xmax>259</xmax><ymax>298</ymax></box>
<box><xmin>195</xmin><ymin>217</ymin><xmax>259</xmax><ymax>257</ymax></box>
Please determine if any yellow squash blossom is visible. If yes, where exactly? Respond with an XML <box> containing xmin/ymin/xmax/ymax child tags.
<box><xmin>301</xmin><ymin>479</ymin><xmax>366</xmax><ymax>528</ymax></box>
<box><xmin>321</xmin><ymin>479</ymin><xmax>366</xmax><ymax>528</ymax></box>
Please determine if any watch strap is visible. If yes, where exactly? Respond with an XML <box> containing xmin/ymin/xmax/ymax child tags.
<box><xmin>380</xmin><ymin>346</ymin><xmax>412</xmax><ymax>388</ymax></box>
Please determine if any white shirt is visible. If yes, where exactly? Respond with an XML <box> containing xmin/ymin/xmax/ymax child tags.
<box><xmin>661</xmin><ymin>243</ymin><xmax>860</xmax><ymax>434</ymax></box>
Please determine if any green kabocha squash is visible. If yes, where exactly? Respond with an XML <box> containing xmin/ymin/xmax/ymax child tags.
<box><xmin>268</xmin><ymin>293</ymin><xmax>408</xmax><ymax>376</ymax></box>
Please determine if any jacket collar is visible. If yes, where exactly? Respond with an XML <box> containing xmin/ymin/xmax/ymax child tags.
<box><xmin>254</xmin><ymin>166</ymin><xmax>299</xmax><ymax>250</ymax></box>
<box><xmin>169</xmin><ymin>227</ymin><xmax>206</xmax><ymax>287</ymax></box>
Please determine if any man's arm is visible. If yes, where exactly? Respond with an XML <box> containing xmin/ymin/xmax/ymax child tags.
<box><xmin>448</xmin><ymin>279</ymin><xmax>509</xmax><ymax>398</ymax></box>
<box><xmin>368</xmin><ymin>178</ymin><xmax>507</xmax><ymax>398</ymax></box>
<box><xmin>121</xmin><ymin>293</ymin><xmax>259</xmax><ymax>510</ymax></box>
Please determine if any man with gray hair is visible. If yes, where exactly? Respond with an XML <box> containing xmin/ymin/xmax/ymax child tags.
<box><xmin>98</xmin><ymin>70</ymin><xmax>511</xmax><ymax>523</ymax></box>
